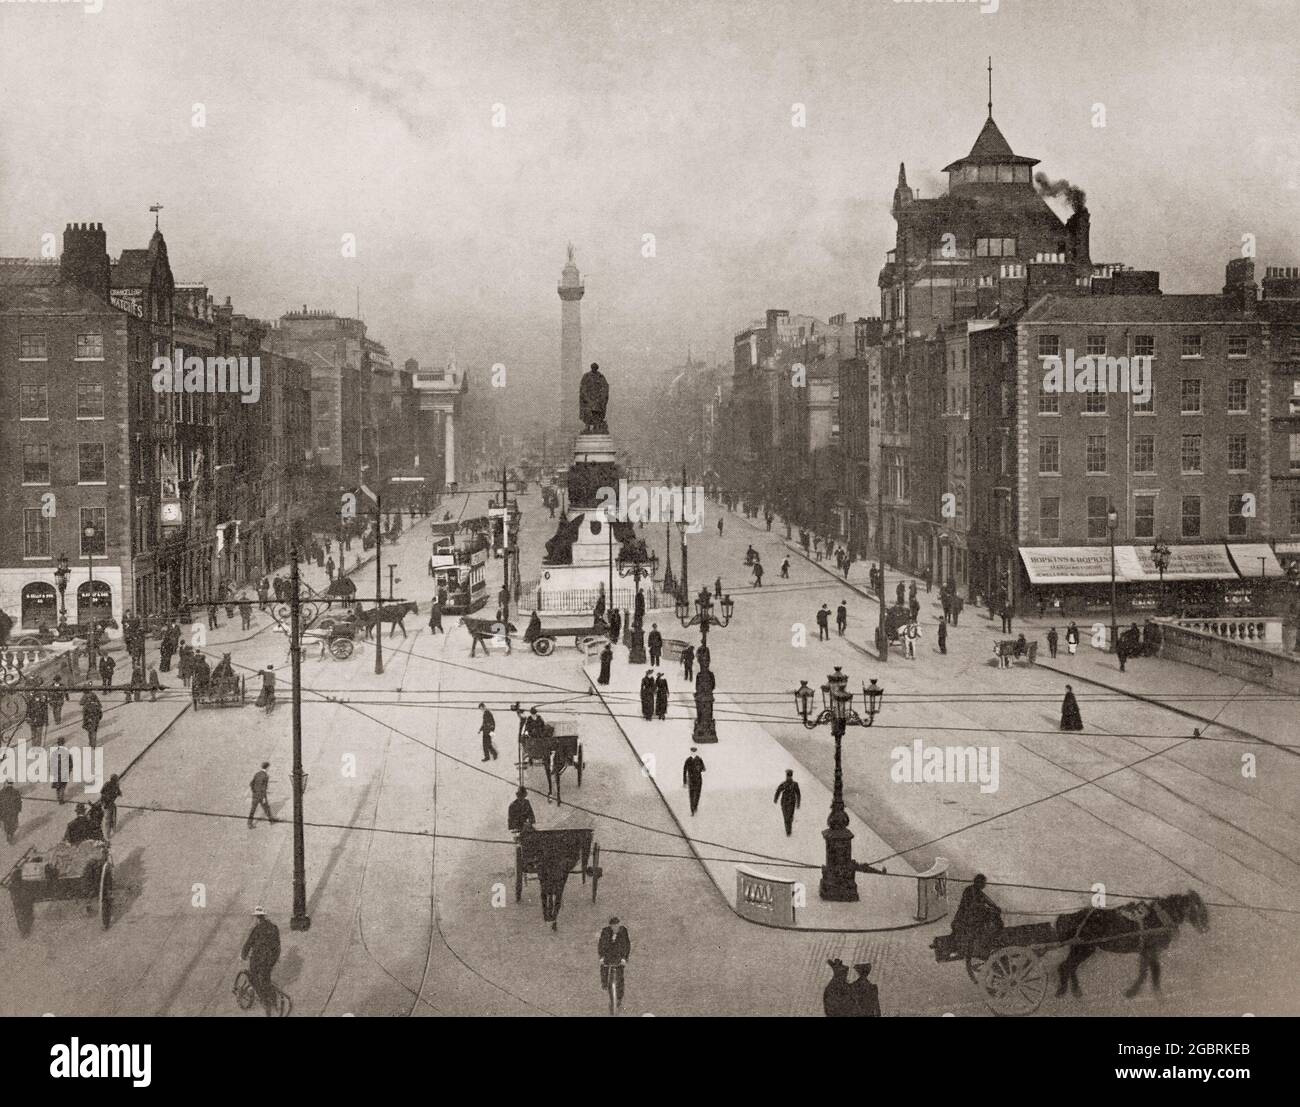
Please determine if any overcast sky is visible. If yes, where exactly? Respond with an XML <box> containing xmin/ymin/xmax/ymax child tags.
<box><xmin>2</xmin><ymin>0</ymin><xmax>1297</xmax><ymax>408</ymax></box>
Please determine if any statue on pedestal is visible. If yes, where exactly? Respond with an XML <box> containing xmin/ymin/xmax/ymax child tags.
<box><xmin>579</xmin><ymin>363</ymin><xmax>609</xmax><ymax>435</ymax></box>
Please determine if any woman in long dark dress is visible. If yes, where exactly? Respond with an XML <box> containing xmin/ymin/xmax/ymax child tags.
<box><xmin>597</xmin><ymin>644</ymin><xmax>612</xmax><ymax>685</ymax></box>
<box><xmin>639</xmin><ymin>671</ymin><xmax>655</xmax><ymax>720</ymax></box>
<box><xmin>654</xmin><ymin>673</ymin><xmax>669</xmax><ymax>720</ymax></box>
<box><xmin>1060</xmin><ymin>684</ymin><xmax>1084</xmax><ymax>731</ymax></box>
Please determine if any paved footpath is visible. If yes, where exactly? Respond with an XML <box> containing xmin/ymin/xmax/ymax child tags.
<box><xmin>583</xmin><ymin>641</ymin><xmax>924</xmax><ymax>932</ymax></box>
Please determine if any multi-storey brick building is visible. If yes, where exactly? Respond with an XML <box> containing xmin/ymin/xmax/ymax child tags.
<box><xmin>968</xmin><ymin>259</ymin><xmax>1300</xmax><ymax>617</ymax></box>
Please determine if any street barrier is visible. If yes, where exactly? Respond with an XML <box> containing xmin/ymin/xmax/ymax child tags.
<box><xmin>915</xmin><ymin>857</ymin><xmax>950</xmax><ymax>922</ymax></box>
<box><xmin>735</xmin><ymin>866</ymin><xmax>798</xmax><ymax>926</ymax></box>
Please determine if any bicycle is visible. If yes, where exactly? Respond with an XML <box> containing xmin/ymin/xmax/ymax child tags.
<box><xmin>233</xmin><ymin>969</ymin><xmax>293</xmax><ymax>1017</ymax></box>
<box><xmin>600</xmin><ymin>958</ymin><xmax>626</xmax><ymax>1016</ymax></box>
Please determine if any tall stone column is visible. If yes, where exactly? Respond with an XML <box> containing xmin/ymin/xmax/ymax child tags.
<box><xmin>558</xmin><ymin>244</ymin><xmax>584</xmax><ymax>443</ymax></box>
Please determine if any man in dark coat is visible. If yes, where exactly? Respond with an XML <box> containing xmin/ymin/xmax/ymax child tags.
<box><xmin>597</xmin><ymin>917</ymin><xmax>632</xmax><ymax>1003</ymax></box>
<box><xmin>647</xmin><ymin>623</ymin><xmax>663</xmax><ymax>667</ymax></box>
<box><xmin>909</xmin><ymin>595</ymin><xmax>920</xmax><ymax>622</ymax></box>
<box><xmin>98</xmin><ymin>653</ymin><xmax>115</xmax><ymax>693</ymax></box>
<box><xmin>937</xmin><ymin>618</ymin><xmax>947</xmax><ymax>655</ymax></box>
<box><xmin>428</xmin><ymin>596</ymin><xmax>443</xmax><ymax>633</ymax></box>
<box><xmin>241</xmin><ymin>907</ymin><xmax>282</xmax><ymax>1016</ymax></box>
<box><xmin>248</xmin><ymin>762</ymin><xmax>274</xmax><ymax>826</ymax></box>
<box><xmin>949</xmin><ymin>873</ymin><xmax>1003</xmax><ymax>954</ymax></box>
<box><xmin>836</xmin><ymin>602</ymin><xmax>848</xmax><ymax>637</ymax></box>
<box><xmin>952</xmin><ymin>594</ymin><xmax>963</xmax><ymax>626</ymax></box>
<box><xmin>682</xmin><ymin>748</ymin><xmax>705</xmax><ymax>814</ymax></box>
<box><xmin>681</xmin><ymin>643</ymin><xmax>695</xmax><ymax>682</ymax></box>
<box><xmin>849</xmin><ymin>963</ymin><xmax>881</xmax><ymax>1017</ymax></box>
<box><xmin>478</xmin><ymin>702</ymin><xmax>498</xmax><ymax>761</ymax></box>
<box><xmin>0</xmin><ymin>781</ymin><xmax>21</xmax><ymax>844</ymax></box>
<box><xmin>654</xmin><ymin>672</ymin><xmax>669</xmax><ymax>720</ymax></box>
<box><xmin>895</xmin><ymin>580</ymin><xmax>905</xmax><ymax>607</ymax></box>
<box><xmin>816</xmin><ymin>604</ymin><xmax>830</xmax><ymax>642</ymax></box>
<box><xmin>941</xmin><ymin>593</ymin><xmax>952</xmax><ymax>625</ymax></box>
<box><xmin>773</xmin><ymin>769</ymin><xmax>801</xmax><ymax>835</ymax></box>
<box><xmin>1047</xmin><ymin>626</ymin><xmax>1059</xmax><ymax>658</ymax></box>
<box><xmin>608</xmin><ymin>607</ymin><xmax>622</xmax><ymax>643</ymax></box>
<box><xmin>823</xmin><ymin>959</ymin><xmax>853</xmax><ymax>1017</ymax></box>
<box><xmin>507</xmin><ymin>787</ymin><xmax>535</xmax><ymax>833</ymax></box>
<box><xmin>597</xmin><ymin>643</ymin><xmax>612</xmax><ymax>685</ymax></box>
<box><xmin>639</xmin><ymin>670</ymin><xmax>655</xmax><ymax>720</ymax></box>
<box><xmin>1060</xmin><ymin>684</ymin><xmax>1084</xmax><ymax>731</ymax></box>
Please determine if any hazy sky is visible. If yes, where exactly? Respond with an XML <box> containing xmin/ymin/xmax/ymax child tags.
<box><xmin>2</xmin><ymin>0</ymin><xmax>1297</xmax><ymax>407</ymax></box>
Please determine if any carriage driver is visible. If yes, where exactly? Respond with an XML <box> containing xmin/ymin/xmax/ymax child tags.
<box><xmin>948</xmin><ymin>873</ymin><xmax>1004</xmax><ymax>954</ymax></box>
<box><xmin>508</xmin><ymin>788</ymin><xmax>535</xmax><ymax>834</ymax></box>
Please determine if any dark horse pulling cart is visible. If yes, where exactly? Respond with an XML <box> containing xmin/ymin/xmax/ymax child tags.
<box><xmin>520</xmin><ymin>713</ymin><xmax>584</xmax><ymax>802</ymax></box>
<box><xmin>931</xmin><ymin>891</ymin><xmax>1209</xmax><ymax>1016</ymax></box>
<box><xmin>513</xmin><ymin>826</ymin><xmax>601</xmax><ymax>931</ymax></box>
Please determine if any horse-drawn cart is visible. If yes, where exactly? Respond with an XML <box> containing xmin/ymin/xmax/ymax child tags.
<box><xmin>931</xmin><ymin>892</ymin><xmax>1208</xmax><ymax>1016</ymax></box>
<box><xmin>525</xmin><ymin>615</ymin><xmax>608</xmax><ymax>657</ymax></box>
<box><xmin>193</xmin><ymin>673</ymin><xmax>247</xmax><ymax>709</ymax></box>
<box><xmin>520</xmin><ymin>713</ymin><xmax>584</xmax><ymax>800</ymax></box>
<box><xmin>2</xmin><ymin>839</ymin><xmax>114</xmax><ymax>936</ymax></box>
<box><xmin>513</xmin><ymin>826</ymin><xmax>602</xmax><ymax>929</ymax></box>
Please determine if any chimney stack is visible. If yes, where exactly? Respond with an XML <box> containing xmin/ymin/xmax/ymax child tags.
<box><xmin>59</xmin><ymin>221</ymin><xmax>109</xmax><ymax>298</ymax></box>
<box><xmin>1066</xmin><ymin>207</ymin><xmax>1091</xmax><ymax>268</ymax></box>
<box><xmin>1262</xmin><ymin>266</ymin><xmax>1300</xmax><ymax>301</ymax></box>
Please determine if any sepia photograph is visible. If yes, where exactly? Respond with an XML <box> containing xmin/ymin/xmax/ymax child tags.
<box><xmin>0</xmin><ymin>0</ymin><xmax>1296</xmax><ymax>1072</ymax></box>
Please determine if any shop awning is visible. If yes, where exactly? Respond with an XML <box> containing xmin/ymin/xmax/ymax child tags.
<box><xmin>1117</xmin><ymin>544</ymin><xmax>1238</xmax><ymax>581</ymax></box>
<box><xmin>1227</xmin><ymin>543</ymin><xmax>1285</xmax><ymax>579</ymax></box>
<box><xmin>1019</xmin><ymin>547</ymin><xmax>1122</xmax><ymax>584</ymax></box>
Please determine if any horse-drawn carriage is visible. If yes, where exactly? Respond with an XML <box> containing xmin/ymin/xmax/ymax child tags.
<box><xmin>193</xmin><ymin>672</ymin><xmax>247</xmax><ymax>709</ymax></box>
<box><xmin>306</xmin><ymin>612</ymin><xmax>357</xmax><ymax>659</ymax></box>
<box><xmin>520</xmin><ymin>713</ymin><xmax>584</xmax><ymax>801</ymax></box>
<box><xmin>524</xmin><ymin>614</ymin><xmax>608</xmax><ymax>657</ymax></box>
<box><xmin>993</xmin><ymin>638</ymin><xmax>1038</xmax><ymax>668</ymax></box>
<box><xmin>931</xmin><ymin>891</ymin><xmax>1209</xmax><ymax>1016</ymax></box>
<box><xmin>2</xmin><ymin>838</ymin><xmax>114</xmax><ymax>936</ymax></box>
<box><xmin>513</xmin><ymin>826</ymin><xmax>602</xmax><ymax>930</ymax></box>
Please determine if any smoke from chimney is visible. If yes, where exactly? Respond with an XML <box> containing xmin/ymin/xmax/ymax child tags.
<box><xmin>1034</xmin><ymin>171</ymin><xmax>1086</xmax><ymax>213</ymax></box>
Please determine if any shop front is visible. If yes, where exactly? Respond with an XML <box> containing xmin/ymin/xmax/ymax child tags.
<box><xmin>1019</xmin><ymin>543</ymin><xmax>1279</xmax><ymax>618</ymax></box>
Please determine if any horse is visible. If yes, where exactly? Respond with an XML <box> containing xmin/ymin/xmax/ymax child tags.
<box><xmin>1053</xmin><ymin>891</ymin><xmax>1209</xmax><ymax>1000</ymax></box>
<box><xmin>352</xmin><ymin>601</ymin><xmax>419</xmax><ymax>639</ymax></box>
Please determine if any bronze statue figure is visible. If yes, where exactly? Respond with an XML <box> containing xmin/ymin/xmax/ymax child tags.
<box><xmin>579</xmin><ymin>362</ymin><xmax>609</xmax><ymax>434</ymax></box>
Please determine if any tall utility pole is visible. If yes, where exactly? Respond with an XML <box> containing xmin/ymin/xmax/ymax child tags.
<box><xmin>877</xmin><ymin>437</ymin><xmax>888</xmax><ymax>663</ymax></box>
<box><xmin>289</xmin><ymin>551</ymin><xmax>310</xmax><ymax>931</ymax></box>
<box><xmin>499</xmin><ymin>465</ymin><xmax>512</xmax><ymax>625</ymax></box>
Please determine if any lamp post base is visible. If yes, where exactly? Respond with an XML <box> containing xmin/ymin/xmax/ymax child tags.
<box><xmin>691</xmin><ymin>716</ymin><xmax>718</xmax><ymax>744</ymax></box>
<box><xmin>628</xmin><ymin>629</ymin><xmax>647</xmax><ymax>666</ymax></box>
<box><xmin>290</xmin><ymin>913</ymin><xmax>312</xmax><ymax>932</ymax></box>
<box><xmin>819</xmin><ymin>865</ymin><xmax>860</xmax><ymax>902</ymax></box>
<box><xmin>820</xmin><ymin>824</ymin><xmax>859</xmax><ymax>901</ymax></box>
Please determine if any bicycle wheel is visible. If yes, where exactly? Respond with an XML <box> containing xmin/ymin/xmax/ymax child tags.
<box><xmin>233</xmin><ymin>970</ymin><xmax>256</xmax><ymax>1010</ymax></box>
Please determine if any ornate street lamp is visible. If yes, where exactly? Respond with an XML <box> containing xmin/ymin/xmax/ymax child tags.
<box><xmin>53</xmin><ymin>554</ymin><xmax>71</xmax><ymax>638</ymax></box>
<box><xmin>83</xmin><ymin>523</ymin><xmax>100</xmax><ymax>669</ymax></box>
<box><xmin>675</xmin><ymin>587</ymin><xmax>735</xmax><ymax>743</ymax></box>
<box><xmin>792</xmin><ymin>668</ymin><xmax>885</xmax><ymax>902</ymax></box>
<box><xmin>1151</xmin><ymin>539</ymin><xmax>1171</xmax><ymax>614</ymax></box>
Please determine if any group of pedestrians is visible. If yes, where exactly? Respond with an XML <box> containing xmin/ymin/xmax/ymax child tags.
<box><xmin>814</xmin><ymin>602</ymin><xmax>849</xmax><ymax>641</ymax></box>
<box><xmin>639</xmin><ymin>670</ymin><xmax>670</xmax><ymax>720</ymax></box>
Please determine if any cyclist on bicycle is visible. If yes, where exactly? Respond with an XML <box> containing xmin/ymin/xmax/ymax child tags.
<box><xmin>597</xmin><ymin>916</ymin><xmax>631</xmax><ymax>1007</ymax></box>
<box><xmin>241</xmin><ymin>906</ymin><xmax>282</xmax><ymax>1016</ymax></box>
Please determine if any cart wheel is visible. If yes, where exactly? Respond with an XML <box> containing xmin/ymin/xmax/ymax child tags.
<box><xmin>332</xmin><ymin>637</ymin><xmax>354</xmax><ymax>659</ymax></box>
<box><xmin>576</xmin><ymin>744</ymin><xmax>584</xmax><ymax>786</ymax></box>
<box><xmin>590</xmin><ymin>843</ymin><xmax>601</xmax><ymax>903</ymax></box>
<box><xmin>10</xmin><ymin>886</ymin><xmax>33</xmax><ymax>938</ymax></box>
<box><xmin>99</xmin><ymin>859</ymin><xmax>114</xmax><ymax>929</ymax></box>
<box><xmin>979</xmin><ymin>946</ymin><xmax>1048</xmax><ymax>1017</ymax></box>
<box><xmin>532</xmin><ymin>636</ymin><xmax>555</xmax><ymax>657</ymax></box>
<box><xmin>514</xmin><ymin>845</ymin><xmax>523</xmax><ymax>903</ymax></box>
<box><xmin>964</xmin><ymin>954</ymin><xmax>987</xmax><ymax>985</ymax></box>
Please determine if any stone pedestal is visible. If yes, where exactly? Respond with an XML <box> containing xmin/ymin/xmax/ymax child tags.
<box><xmin>568</xmin><ymin>433</ymin><xmax>619</xmax><ymax>512</ymax></box>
